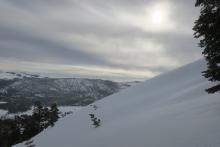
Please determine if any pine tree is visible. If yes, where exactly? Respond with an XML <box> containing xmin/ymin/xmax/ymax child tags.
<box><xmin>33</xmin><ymin>101</ymin><xmax>43</xmax><ymax>116</ymax></box>
<box><xmin>33</xmin><ymin>101</ymin><xmax>44</xmax><ymax>130</ymax></box>
<box><xmin>193</xmin><ymin>0</ymin><xmax>220</xmax><ymax>93</ymax></box>
<box><xmin>89</xmin><ymin>114</ymin><xmax>101</xmax><ymax>128</ymax></box>
<box><xmin>25</xmin><ymin>139</ymin><xmax>35</xmax><ymax>147</ymax></box>
<box><xmin>41</xmin><ymin>107</ymin><xmax>49</xmax><ymax>128</ymax></box>
<box><xmin>49</xmin><ymin>103</ymin><xmax>59</xmax><ymax>127</ymax></box>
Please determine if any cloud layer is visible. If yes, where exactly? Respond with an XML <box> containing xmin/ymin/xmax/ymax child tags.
<box><xmin>0</xmin><ymin>0</ymin><xmax>201</xmax><ymax>80</ymax></box>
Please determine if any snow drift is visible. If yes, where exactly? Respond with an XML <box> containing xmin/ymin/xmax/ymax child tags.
<box><xmin>15</xmin><ymin>59</ymin><xmax>220</xmax><ymax>147</ymax></box>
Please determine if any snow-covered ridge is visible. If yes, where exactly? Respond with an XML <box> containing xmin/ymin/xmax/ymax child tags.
<box><xmin>0</xmin><ymin>71</ymin><xmax>43</xmax><ymax>79</ymax></box>
<box><xmin>0</xmin><ymin>74</ymin><xmax>138</xmax><ymax>111</ymax></box>
<box><xmin>15</xmin><ymin>59</ymin><xmax>220</xmax><ymax>147</ymax></box>
<box><xmin>0</xmin><ymin>78</ymin><xmax>133</xmax><ymax>100</ymax></box>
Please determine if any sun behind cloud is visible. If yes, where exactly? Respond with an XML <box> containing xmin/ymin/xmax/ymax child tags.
<box><xmin>128</xmin><ymin>2</ymin><xmax>176</xmax><ymax>33</ymax></box>
<box><xmin>151</xmin><ymin>10</ymin><xmax>164</xmax><ymax>25</ymax></box>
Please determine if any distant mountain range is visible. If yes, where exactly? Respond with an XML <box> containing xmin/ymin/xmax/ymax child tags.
<box><xmin>0</xmin><ymin>71</ymin><xmax>43</xmax><ymax>79</ymax></box>
<box><xmin>0</xmin><ymin>71</ymin><xmax>140</xmax><ymax>113</ymax></box>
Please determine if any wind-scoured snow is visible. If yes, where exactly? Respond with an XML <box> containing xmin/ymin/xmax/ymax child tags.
<box><xmin>15</xmin><ymin>59</ymin><xmax>220</xmax><ymax>147</ymax></box>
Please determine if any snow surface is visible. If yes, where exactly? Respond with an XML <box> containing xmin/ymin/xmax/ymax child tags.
<box><xmin>15</xmin><ymin>59</ymin><xmax>220</xmax><ymax>147</ymax></box>
<box><xmin>0</xmin><ymin>109</ymin><xmax>8</xmax><ymax>116</ymax></box>
<box><xmin>0</xmin><ymin>101</ymin><xmax>7</xmax><ymax>104</ymax></box>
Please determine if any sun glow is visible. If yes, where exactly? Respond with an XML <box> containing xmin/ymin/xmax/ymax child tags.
<box><xmin>151</xmin><ymin>10</ymin><xmax>164</xmax><ymax>24</ymax></box>
<box><xmin>117</xmin><ymin>2</ymin><xmax>175</xmax><ymax>32</ymax></box>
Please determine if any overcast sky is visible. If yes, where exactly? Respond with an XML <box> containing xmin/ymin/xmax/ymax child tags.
<box><xmin>0</xmin><ymin>0</ymin><xmax>201</xmax><ymax>81</ymax></box>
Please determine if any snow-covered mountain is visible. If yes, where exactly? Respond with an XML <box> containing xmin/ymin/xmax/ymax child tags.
<box><xmin>0</xmin><ymin>78</ymin><xmax>133</xmax><ymax>100</ymax></box>
<box><xmin>15</xmin><ymin>59</ymin><xmax>220</xmax><ymax>147</ymax></box>
<box><xmin>0</xmin><ymin>74</ymin><xmax>137</xmax><ymax>112</ymax></box>
<box><xmin>0</xmin><ymin>71</ymin><xmax>43</xmax><ymax>79</ymax></box>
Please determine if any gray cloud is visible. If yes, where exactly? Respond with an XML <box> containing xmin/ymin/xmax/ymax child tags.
<box><xmin>0</xmin><ymin>0</ymin><xmax>201</xmax><ymax>79</ymax></box>
<box><xmin>0</xmin><ymin>24</ymin><xmax>114</xmax><ymax>66</ymax></box>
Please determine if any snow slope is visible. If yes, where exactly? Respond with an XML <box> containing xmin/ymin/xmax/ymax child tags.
<box><xmin>15</xmin><ymin>59</ymin><xmax>220</xmax><ymax>147</ymax></box>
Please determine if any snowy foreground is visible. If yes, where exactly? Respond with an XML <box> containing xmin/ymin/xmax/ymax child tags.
<box><xmin>15</xmin><ymin>59</ymin><xmax>220</xmax><ymax>147</ymax></box>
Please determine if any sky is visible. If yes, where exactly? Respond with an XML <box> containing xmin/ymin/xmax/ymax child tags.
<box><xmin>0</xmin><ymin>0</ymin><xmax>201</xmax><ymax>81</ymax></box>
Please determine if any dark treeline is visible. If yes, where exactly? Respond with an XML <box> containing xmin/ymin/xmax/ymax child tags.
<box><xmin>193</xmin><ymin>0</ymin><xmax>220</xmax><ymax>93</ymax></box>
<box><xmin>0</xmin><ymin>101</ymin><xmax>59</xmax><ymax>147</ymax></box>
<box><xmin>0</xmin><ymin>96</ymin><xmax>94</xmax><ymax>113</ymax></box>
